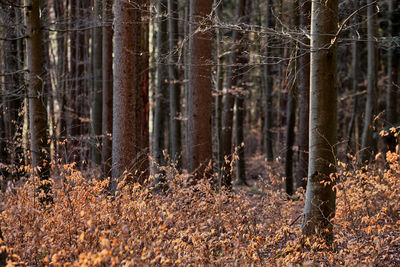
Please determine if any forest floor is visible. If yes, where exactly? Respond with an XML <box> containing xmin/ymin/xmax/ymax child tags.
<box><xmin>0</xmin><ymin>152</ymin><xmax>399</xmax><ymax>266</ymax></box>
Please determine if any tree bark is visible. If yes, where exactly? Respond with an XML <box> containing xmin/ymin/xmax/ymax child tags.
<box><xmin>26</xmin><ymin>0</ymin><xmax>51</xmax><ymax>182</ymax></box>
<box><xmin>263</xmin><ymin>0</ymin><xmax>274</xmax><ymax>162</ymax></box>
<box><xmin>386</xmin><ymin>0</ymin><xmax>399</xmax><ymax>152</ymax></box>
<box><xmin>302</xmin><ymin>0</ymin><xmax>338</xmax><ymax>242</ymax></box>
<box><xmin>102</xmin><ymin>0</ymin><xmax>113</xmax><ymax>178</ymax></box>
<box><xmin>168</xmin><ymin>0</ymin><xmax>182</xmax><ymax>169</ymax></box>
<box><xmin>112</xmin><ymin>0</ymin><xmax>149</xmax><ymax>191</ymax></box>
<box><xmin>296</xmin><ymin>0</ymin><xmax>310</xmax><ymax>189</ymax></box>
<box><xmin>186</xmin><ymin>0</ymin><xmax>213</xmax><ymax>178</ymax></box>
<box><xmin>360</xmin><ymin>0</ymin><xmax>377</xmax><ymax>164</ymax></box>
<box><xmin>153</xmin><ymin>0</ymin><xmax>169</xmax><ymax>175</ymax></box>
<box><xmin>91</xmin><ymin>0</ymin><xmax>103</xmax><ymax>165</ymax></box>
<box><xmin>221</xmin><ymin>0</ymin><xmax>246</xmax><ymax>187</ymax></box>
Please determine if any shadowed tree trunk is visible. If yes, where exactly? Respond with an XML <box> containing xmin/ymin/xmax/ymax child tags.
<box><xmin>386</xmin><ymin>0</ymin><xmax>399</xmax><ymax>152</ymax></box>
<box><xmin>284</xmin><ymin>0</ymin><xmax>298</xmax><ymax>196</ymax></box>
<box><xmin>360</xmin><ymin>0</ymin><xmax>377</xmax><ymax>164</ymax></box>
<box><xmin>302</xmin><ymin>0</ymin><xmax>338</xmax><ymax>243</ymax></box>
<box><xmin>186</xmin><ymin>0</ymin><xmax>213</xmax><ymax>178</ymax></box>
<box><xmin>102</xmin><ymin>0</ymin><xmax>113</xmax><ymax>178</ymax></box>
<box><xmin>26</xmin><ymin>0</ymin><xmax>50</xmax><ymax>183</ymax></box>
<box><xmin>263</xmin><ymin>0</ymin><xmax>274</xmax><ymax>162</ymax></box>
<box><xmin>296</xmin><ymin>0</ymin><xmax>310</xmax><ymax>189</ymax></box>
<box><xmin>221</xmin><ymin>0</ymin><xmax>246</xmax><ymax>187</ymax></box>
<box><xmin>168</xmin><ymin>0</ymin><xmax>182</xmax><ymax>169</ymax></box>
<box><xmin>153</xmin><ymin>0</ymin><xmax>169</xmax><ymax>175</ymax></box>
<box><xmin>91</xmin><ymin>0</ymin><xmax>103</xmax><ymax>166</ymax></box>
<box><xmin>234</xmin><ymin>0</ymin><xmax>251</xmax><ymax>186</ymax></box>
<box><xmin>112</xmin><ymin>0</ymin><xmax>149</xmax><ymax>192</ymax></box>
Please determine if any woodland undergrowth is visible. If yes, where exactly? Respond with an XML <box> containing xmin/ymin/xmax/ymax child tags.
<box><xmin>0</xmin><ymin>151</ymin><xmax>399</xmax><ymax>266</ymax></box>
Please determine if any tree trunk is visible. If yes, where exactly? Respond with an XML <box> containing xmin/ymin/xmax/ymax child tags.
<box><xmin>102</xmin><ymin>0</ymin><xmax>113</xmax><ymax>178</ymax></box>
<box><xmin>386</xmin><ymin>0</ymin><xmax>399</xmax><ymax>152</ymax></box>
<box><xmin>153</xmin><ymin>0</ymin><xmax>169</xmax><ymax>175</ymax></box>
<box><xmin>91</xmin><ymin>0</ymin><xmax>103</xmax><ymax>165</ymax></box>
<box><xmin>221</xmin><ymin>0</ymin><xmax>246</xmax><ymax>187</ymax></box>
<box><xmin>186</xmin><ymin>0</ymin><xmax>213</xmax><ymax>178</ymax></box>
<box><xmin>263</xmin><ymin>0</ymin><xmax>274</xmax><ymax>162</ymax></box>
<box><xmin>112</xmin><ymin>0</ymin><xmax>149</xmax><ymax>191</ymax></box>
<box><xmin>302</xmin><ymin>0</ymin><xmax>338</xmax><ymax>242</ymax></box>
<box><xmin>360</xmin><ymin>0</ymin><xmax>377</xmax><ymax>164</ymax></box>
<box><xmin>26</xmin><ymin>0</ymin><xmax>51</xmax><ymax>183</ymax></box>
<box><xmin>168</xmin><ymin>0</ymin><xmax>182</xmax><ymax>169</ymax></box>
<box><xmin>296</xmin><ymin>0</ymin><xmax>310</xmax><ymax>189</ymax></box>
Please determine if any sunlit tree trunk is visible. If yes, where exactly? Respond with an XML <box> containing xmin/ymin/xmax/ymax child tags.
<box><xmin>26</xmin><ymin>0</ymin><xmax>50</xmax><ymax>182</ymax></box>
<box><xmin>186</xmin><ymin>0</ymin><xmax>212</xmax><ymax>178</ymax></box>
<box><xmin>302</xmin><ymin>0</ymin><xmax>338</xmax><ymax>242</ymax></box>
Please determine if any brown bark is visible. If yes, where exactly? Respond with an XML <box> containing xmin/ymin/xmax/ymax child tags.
<box><xmin>186</xmin><ymin>0</ymin><xmax>213</xmax><ymax>178</ymax></box>
<box><xmin>91</xmin><ymin>0</ymin><xmax>103</xmax><ymax>165</ymax></box>
<box><xmin>168</xmin><ymin>0</ymin><xmax>182</xmax><ymax>168</ymax></box>
<box><xmin>102</xmin><ymin>0</ymin><xmax>113</xmax><ymax>177</ymax></box>
<box><xmin>296</xmin><ymin>0</ymin><xmax>310</xmax><ymax>189</ymax></box>
<box><xmin>26</xmin><ymin>0</ymin><xmax>50</xmax><ymax>182</ymax></box>
<box><xmin>112</xmin><ymin>0</ymin><xmax>149</xmax><ymax>191</ymax></box>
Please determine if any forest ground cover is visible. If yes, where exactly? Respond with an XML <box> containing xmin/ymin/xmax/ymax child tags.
<box><xmin>0</xmin><ymin>151</ymin><xmax>399</xmax><ymax>266</ymax></box>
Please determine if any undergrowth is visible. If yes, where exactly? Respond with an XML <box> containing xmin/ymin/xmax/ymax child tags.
<box><xmin>0</xmin><ymin>151</ymin><xmax>399</xmax><ymax>266</ymax></box>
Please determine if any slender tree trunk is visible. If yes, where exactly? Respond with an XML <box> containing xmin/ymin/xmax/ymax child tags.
<box><xmin>168</xmin><ymin>0</ymin><xmax>182</xmax><ymax>169</ymax></box>
<box><xmin>386</xmin><ymin>0</ymin><xmax>399</xmax><ymax>152</ymax></box>
<box><xmin>102</xmin><ymin>0</ymin><xmax>113</xmax><ymax>178</ymax></box>
<box><xmin>360</xmin><ymin>0</ymin><xmax>377</xmax><ymax>164</ymax></box>
<box><xmin>186</xmin><ymin>0</ymin><xmax>213</xmax><ymax>178</ymax></box>
<box><xmin>302</xmin><ymin>0</ymin><xmax>338</xmax><ymax>243</ymax></box>
<box><xmin>153</xmin><ymin>0</ymin><xmax>169</xmax><ymax>175</ymax></box>
<box><xmin>91</xmin><ymin>0</ymin><xmax>103</xmax><ymax>165</ymax></box>
<box><xmin>296</xmin><ymin>0</ymin><xmax>310</xmax><ymax>189</ymax></box>
<box><xmin>234</xmin><ymin>0</ymin><xmax>250</xmax><ymax>186</ymax></box>
<box><xmin>26</xmin><ymin>0</ymin><xmax>51</xmax><ymax>182</ymax></box>
<box><xmin>112</xmin><ymin>0</ymin><xmax>149</xmax><ymax>191</ymax></box>
<box><xmin>221</xmin><ymin>0</ymin><xmax>246</xmax><ymax>187</ymax></box>
<box><xmin>214</xmin><ymin>0</ymin><xmax>224</xmax><ymax>179</ymax></box>
<box><xmin>263</xmin><ymin>0</ymin><xmax>274</xmax><ymax>162</ymax></box>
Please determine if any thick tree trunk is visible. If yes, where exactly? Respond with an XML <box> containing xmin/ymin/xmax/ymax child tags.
<box><xmin>360</xmin><ymin>0</ymin><xmax>377</xmax><ymax>164</ymax></box>
<box><xmin>186</xmin><ymin>0</ymin><xmax>213</xmax><ymax>178</ymax></box>
<box><xmin>91</xmin><ymin>0</ymin><xmax>103</xmax><ymax>165</ymax></box>
<box><xmin>26</xmin><ymin>0</ymin><xmax>50</xmax><ymax>182</ymax></box>
<box><xmin>112</xmin><ymin>0</ymin><xmax>149</xmax><ymax>191</ymax></box>
<box><xmin>302</xmin><ymin>0</ymin><xmax>338</xmax><ymax>242</ymax></box>
<box><xmin>102</xmin><ymin>0</ymin><xmax>113</xmax><ymax>178</ymax></box>
<box><xmin>168</xmin><ymin>0</ymin><xmax>182</xmax><ymax>169</ymax></box>
<box><xmin>153</xmin><ymin>0</ymin><xmax>169</xmax><ymax>175</ymax></box>
<box><xmin>296</xmin><ymin>0</ymin><xmax>310</xmax><ymax>189</ymax></box>
<box><xmin>263</xmin><ymin>0</ymin><xmax>274</xmax><ymax>162</ymax></box>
